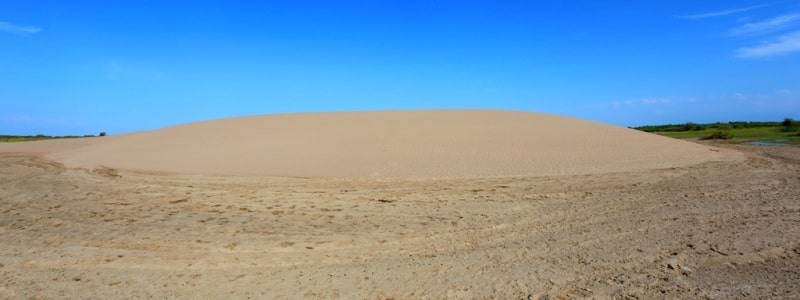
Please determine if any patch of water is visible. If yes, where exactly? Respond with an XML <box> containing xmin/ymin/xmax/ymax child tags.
<box><xmin>747</xmin><ymin>140</ymin><xmax>791</xmax><ymax>146</ymax></box>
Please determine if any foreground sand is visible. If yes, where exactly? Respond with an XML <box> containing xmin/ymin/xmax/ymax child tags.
<box><xmin>1</xmin><ymin>141</ymin><xmax>798</xmax><ymax>298</ymax></box>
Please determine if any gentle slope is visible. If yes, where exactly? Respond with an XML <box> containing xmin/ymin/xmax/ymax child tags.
<box><xmin>1</xmin><ymin>110</ymin><xmax>739</xmax><ymax>178</ymax></box>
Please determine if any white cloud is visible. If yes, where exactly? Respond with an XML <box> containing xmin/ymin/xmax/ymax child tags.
<box><xmin>730</xmin><ymin>14</ymin><xmax>800</xmax><ymax>36</ymax></box>
<box><xmin>677</xmin><ymin>4</ymin><xmax>768</xmax><ymax>19</ymax></box>
<box><xmin>3</xmin><ymin>115</ymin><xmax>34</xmax><ymax>123</ymax></box>
<box><xmin>737</xmin><ymin>30</ymin><xmax>800</xmax><ymax>58</ymax></box>
<box><xmin>0</xmin><ymin>21</ymin><xmax>41</xmax><ymax>35</ymax></box>
<box><xmin>601</xmin><ymin>90</ymin><xmax>800</xmax><ymax>125</ymax></box>
<box><xmin>611</xmin><ymin>91</ymin><xmax>795</xmax><ymax>109</ymax></box>
<box><xmin>83</xmin><ymin>60</ymin><xmax>166</xmax><ymax>81</ymax></box>
<box><xmin>641</xmin><ymin>98</ymin><xmax>672</xmax><ymax>105</ymax></box>
<box><xmin>610</xmin><ymin>98</ymin><xmax>673</xmax><ymax>108</ymax></box>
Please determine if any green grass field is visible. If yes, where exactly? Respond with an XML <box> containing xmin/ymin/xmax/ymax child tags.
<box><xmin>0</xmin><ymin>134</ymin><xmax>100</xmax><ymax>143</ymax></box>
<box><xmin>635</xmin><ymin>120</ymin><xmax>800</xmax><ymax>145</ymax></box>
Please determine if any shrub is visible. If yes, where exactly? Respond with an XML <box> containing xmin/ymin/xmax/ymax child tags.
<box><xmin>780</xmin><ymin>118</ymin><xmax>799</xmax><ymax>133</ymax></box>
<box><xmin>99</xmin><ymin>132</ymin><xmax>107</xmax><ymax>137</ymax></box>
<box><xmin>703</xmin><ymin>126</ymin><xmax>733</xmax><ymax>140</ymax></box>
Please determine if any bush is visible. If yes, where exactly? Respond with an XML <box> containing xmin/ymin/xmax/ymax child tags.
<box><xmin>99</xmin><ymin>132</ymin><xmax>107</xmax><ymax>137</ymax></box>
<box><xmin>780</xmin><ymin>118</ymin><xmax>799</xmax><ymax>133</ymax></box>
<box><xmin>703</xmin><ymin>126</ymin><xmax>733</xmax><ymax>140</ymax></box>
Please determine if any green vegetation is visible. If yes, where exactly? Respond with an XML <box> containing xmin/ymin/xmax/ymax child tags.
<box><xmin>634</xmin><ymin>119</ymin><xmax>800</xmax><ymax>145</ymax></box>
<box><xmin>706</xmin><ymin>125</ymin><xmax>733</xmax><ymax>140</ymax></box>
<box><xmin>0</xmin><ymin>133</ymin><xmax>104</xmax><ymax>143</ymax></box>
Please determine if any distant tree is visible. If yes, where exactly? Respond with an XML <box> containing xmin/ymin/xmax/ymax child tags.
<box><xmin>99</xmin><ymin>132</ymin><xmax>107</xmax><ymax>137</ymax></box>
<box><xmin>782</xmin><ymin>118</ymin><xmax>794</xmax><ymax>127</ymax></box>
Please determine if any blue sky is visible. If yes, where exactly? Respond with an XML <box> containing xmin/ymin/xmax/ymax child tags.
<box><xmin>2</xmin><ymin>1</ymin><xmax>800</xmax><ymax>135</ymax></box>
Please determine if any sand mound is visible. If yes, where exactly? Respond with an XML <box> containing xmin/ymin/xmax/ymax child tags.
<box><xmin>1</xmin><ymin>110</ymin><xmax>737</xmax><ymax>178</ymax></box>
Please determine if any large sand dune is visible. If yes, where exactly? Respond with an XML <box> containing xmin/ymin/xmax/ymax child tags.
<box><xmin>1</xmin><ymin>110</ymin><xmax>735</xmax><ymax>178</ymax></box>
<box><xmin>2</xmin><ymin>111</ymin><xmax>799</xmax><ymax>298</ymax></box>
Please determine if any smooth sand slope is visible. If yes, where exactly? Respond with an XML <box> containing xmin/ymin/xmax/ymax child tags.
<box><xmin>0</xmin><ymin>110</ymin><xmax>737</xmax><ymax>178</ymax></box>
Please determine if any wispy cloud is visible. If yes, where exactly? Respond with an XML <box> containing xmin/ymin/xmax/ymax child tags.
<box><xmin>641</xmin><ymin>98</ymin><xmax>672</xmax><ymax>105</ymax></box>
<box><xmin>737</xmin><ymin>30</ymin><xmax>800</xmax><ymax>58</ymax></box>
<box><xmin>2</xmin><ymin>115</ymin><xmax>34</xmax><ymax>123</ymax></box>
<box><xmin>597</xmin><ymin>89</ymin><xmax>800</xmax><ymax>125</ymax></box>
<box><xmin>611</xmin><ymin>98</ymin><xmax>673</xmax><ymax>107</ymax></box>
<box><xmin>81</xmin><ymin>60</ymin><xmax>167</xmax><ymax>81</ymax></box>
<box><xmin>0</xmin><ymin>21</ymin><xmax>41</xmax><ymax>35</ymax></box>
<box><xmin>677</xmin><ymin>4</ymin><xmax>768</xmax><ymax>19</ymax></box>
<box><xmin>730</xmin><ymin>14</ymin><xmax>800</xmax><ymax>36</ymax></box>
<box><xmin>608</xmin><ymin>90</ymin><xmax>799</xmax><ymax>109</ymax></box>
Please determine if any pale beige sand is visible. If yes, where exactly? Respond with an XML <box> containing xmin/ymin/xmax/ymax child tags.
<box><xmin>0</xmin><ymin>142</ymin><xmax>798</xmax><ymax>298</ymax></box>
<box><xmin>0</xmin><ymin>110</ymin><xmax>740</xmax><ymax>178</ymax></box>
<box><xmin>4</xmin><ymin>110</ymin><xmax>792</xmax><ymax>299</ymax></box>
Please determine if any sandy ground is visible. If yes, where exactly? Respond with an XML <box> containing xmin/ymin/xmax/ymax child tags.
<box><xmin>1</xmin><ymin>110</ymin><xmax>736</xmax><ymax>178</ymax></box>
<box><xmin>0</xmin><ymin>111</ymin><xmax>795</xmax><ymax>298</ymax></box>
<box><xmin>1</xmin><ymin>140</ymin><xmax>798</xmax><ymax>298</ymax></box>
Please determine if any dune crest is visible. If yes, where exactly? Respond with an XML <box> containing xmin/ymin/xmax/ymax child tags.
<box><xmin>4</xmin><ymin>110</ymin><xmax>738</xmax><ymax>178</ymax></box>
